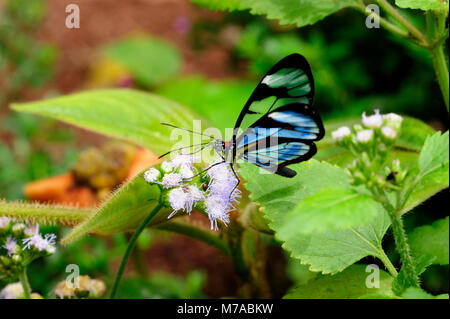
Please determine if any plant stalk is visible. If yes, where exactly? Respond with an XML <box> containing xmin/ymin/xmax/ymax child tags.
<box><xmin>109</xmin><ymin>203</ymin><xmax>163</xmax><ymax>299</ymax></box>
<box><xmin>18</xmin><ymin>267</ymin><xmax>32</xmax><ymax>299</ymax></box>
<box><xmin>378</xmin><ymin>245</ymin><xmax>399</xmax><ymax>277</ymax></box>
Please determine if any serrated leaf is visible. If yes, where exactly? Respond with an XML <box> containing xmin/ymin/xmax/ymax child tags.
<box><xmin>191</xmin><ymin>0</ymin><xmax>361</xmax><ymax>27</ymax></box>
<box><xmin>283</xmin><ymin>265</ymin><xmax>394</xmax><ymax>299</ymax></box>
<box><xmin>11</xmin><ymin>89</ymin><xmax>203</xmax><ymax>156</ymax></box>
<box><xmin>61</xmin><ymin>170</ymin><xmax>171</xmax><ymax>244</ymax></box>
<box><xmin>409</xmin><ymin>217</ymin><xmax>449</xmax><ymax>265</ymax></box>
<box><xmin>104</xmin><ymin>36</ymin><xmax>181</xmax><ymax>87</ymax></box>
<box><xmin>402</xmin><ymin>131</ymin><xmax>449</xmax><ymax>214</ymax></box>
<box><xmin>395</xmin><ymin>0</ymin><xmax>449</xmax><ymax>10</ymax></box>
<box><xmin>280</xmin><ymin>187</ymin><xmax>383</xmax><ymax>234</ymax></box>
<box><xmin>240</xmin><ymin>160</ymin><xmax>391</xmax><ymax>274</ymax></box>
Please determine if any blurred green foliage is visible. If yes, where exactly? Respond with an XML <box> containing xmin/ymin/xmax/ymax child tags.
<box><xmin>0</xmin><ymin>0</ymin><xmax>58</xmax><ymax>108</ymax></box>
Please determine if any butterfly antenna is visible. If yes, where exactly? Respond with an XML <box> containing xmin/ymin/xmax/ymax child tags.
<box><xmin>160</xmin><ymin>123</ymin><xmax>215</xmax><ymax>139</ymax></box>
<box><xmin>158</xmin><ymin>142</ymin><xmax>211</xmax><ymax>159</ymax></box>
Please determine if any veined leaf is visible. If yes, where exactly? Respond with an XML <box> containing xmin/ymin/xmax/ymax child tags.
<box><xmin>408</xmin><ymin>217</ymin><xmax>449</xmax><ymax>266</ymax></box>
<box><xmin>191</xmin><ymin>0</ymin><xmax>361</xmax><ymax>28</ymax></box>
<box><xmin>11</xmin><ymin>89</ymin><xmax>204</xmax><ymax>156</ymax></box>
<box><xmin>280</xmin><ymin>188</ymin><xmax>383</xmax><ymax>234</ymax></box>
<box><xmin>395</xmin><ymin>0</ymin><xmax>449</xmax><ymax>10</ymax></box>
<box><xmin>240</xmin><ymin>160</ymin><xmax>391</xmax><ymax>274</ymax></box>
<box><xmin>402</xmin><ymin>131</ymin><xmax>449</xmax><ymax>214</ymax></box>
<box><xmin>283</xmin><ymin>265</ymin><xmax>395</xmax><ymax>299</ymax></box>
<box><xmin>103</xmin><ymin>36</ymin><xmax>181</xmax><ymax>87</ymax></box>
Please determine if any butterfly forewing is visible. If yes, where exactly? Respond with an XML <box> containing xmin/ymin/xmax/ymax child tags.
<box><xmin>232</xmin><ymin>54</ymin><xmax>324</xmax><ymax>177</ymax></box>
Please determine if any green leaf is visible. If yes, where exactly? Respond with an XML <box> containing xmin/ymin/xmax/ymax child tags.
<box><xmin>395</xmin><ymin>0</ymin><xmax>449</xmax><ymax>10</ymax></box>
<box><xmin>103</xmin><ymin>36</ymin><xmax>181</xmax><ymax>87</ymax></box>
<box><xmin>11</xmin><ymin>89</ymin><xmax>203</xmax><ymax>155</ymax></box>
<box><xmin>157</xmin><ymin>76</ymin><xmax>254</xmax><ymax>133</ymax></box>
<box><xmin>401</xmin><ymin>287</ymin><xmax>448</xmax><ymax>299</ymax></box>
<box><xmin>283</xmin><ymin>265</ymin><xmax>395</xmax><ymax>299</ymax></box>
<box><xmin>280</xmin><ymin>187</ymin><xmax>383</xmax><ymax>234</ymax></box>
<box><xmin>191</xmin><ymin>0</ymin><xmax>361</xmax><ymax>27</ymax></box>
<box><xmin>61</xmin><ymin>170</ymin><xmax>171</xmax><ymax>244</ymax></box>
<box><xmin>402</xmin><ymin>131</ymin><xmax>449</xmax><ymax>214</ymax></box>
<box><xmin>240</xmin><ymin>160</ymin><xmax>391</xmax><ymax>274</ymax></box>
<box><xmin>392</xmin><ymin>255</ymin><xmax>436</xmax><ymax>295</ymax></box>
<box><xmin>409</xmin><ymin>217</ymin><xmax>449</xmax><ymax>265</ymax></box>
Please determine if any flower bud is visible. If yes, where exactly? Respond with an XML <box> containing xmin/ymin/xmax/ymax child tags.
<box><xmin>332</xmin><ymin>126</ymin><xmax>351</xmax><ymax>142</ymax></box>
<box><xmin>356</xmin><ymin>129</ymin><xmax>374</xmax><ymax>143</ymax></box>
<box><xmin>362</xmin><ymin>109</ymin><xmax>383</xmax><ymax>128</ymax></box>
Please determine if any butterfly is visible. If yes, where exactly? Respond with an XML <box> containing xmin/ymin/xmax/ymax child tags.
<box><xmin>161</xmin><ymin>53</ymin><xmax>325</xmax><ymax>192</ymax></box>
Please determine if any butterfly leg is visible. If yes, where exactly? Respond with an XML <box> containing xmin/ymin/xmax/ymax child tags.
<box><xmin>228</xmin><ymin>163</ymin><xmax>240</xmax><ymax>202</ymax></box>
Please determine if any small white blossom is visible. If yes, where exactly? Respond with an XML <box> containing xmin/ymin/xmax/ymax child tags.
<box><xmin>384</xmin><ymin>113</ymin><xmax>403</xmax><ymax>129</ymax></box>
<box><xmin>179</xmin><ymin>165</ymin><xmax>195</xmax><ymax>179</ymax></box>
<box><xmin>356</xmin><ymin>129</ymin><xmax>374</xmax><ymax>143</ymax></box>
<box><xmin>204</xmin><ymin>195</ymin><xmax>231</xmax><ymax>231</ymax></box>
<box><xmin>0</xmin><ymin>282</ymin><xmax>24</xmax><ymax>299</ymax></box>
<box><xmin>23</xmin><ymin>231</ymin><xmax>56</xmax><ymax>253</ymax></box>
<box><xmin>144</xmin><ymin>168</ymin><xmax>160</xmax><ymax>183</ymax></box>
<box><xmin>24</xmin><ymin>224</ymin><xmax>39</xmax><ymax>237</ymax></box>
<box><xmin>185</xmin><ymin>185</ymin><xmax>205</xmax><ymax>212</ymax></box>
<box><xmin>161</xmin><ymin>161</ymin><xmax>174</xmax><ymax>173</ymax></box>
<box><xmin>2</xmin><ymin>237</ymin><xmax>18</xmax><ymax>257</ymax></box>
<box><xmin>331</xmin><ymin>126</ymin><xmax>351</xmax><ymax>142</ymax></box>
<box><xmin>0</xmin><ymin>217</ymin><xmax>11</xmax><ymax>229</ymax></box>
<box><xmin>167</xmin><ymin>187</ymin><xmax>189</xmax><ymax>218</ymax></box>
<box><xmin>171</xmin><ymin>154</ymin><xmax>194</xmax><ymax>168</ymax></box>
<box><xmin>362</xmin><ymin>109</ymin><xmax>383</xmax><ymax>128</ymax></box>
<box><xmin>381</xmin><ymin>126</ymin><xmax>397</xmax><ymax>139</ymax></box>
<box><xmin>161</xmin><ymin>173</ymin><xmax>182</xmax><ymax>189</ymax></box>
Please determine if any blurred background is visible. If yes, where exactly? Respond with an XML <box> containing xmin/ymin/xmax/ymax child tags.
<box><xmin>0</xmin><ymin>0</ymin><xmax>448</xmax><ymax>298</ymax></box>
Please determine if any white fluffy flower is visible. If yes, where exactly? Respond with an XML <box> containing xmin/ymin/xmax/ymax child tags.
<box><xmin>185</xmin><ymin>185</ymin><xmax>204</xmax><ymax>211</ymax></box>
<box><xmin>144</xmin><ymin>168</ymin><xmax>160</xmax><ymax>183</ymax></box>
<box><xmin>168</xmin><ymin>187</ymin><xmax>189</xmax><ymax>218</ymax></box>
<box><xmin>331</xmin><ymin>126</ymin><xmax>351</xmax><ymax>142</ymax></box>
<box><xmin>362</xmin><ymin>109</ymin><xmax>383</xmax><ymax>128</ymax></box>
<box><xmin>356</xmin><ymin>129</ymin><xmax>374</xmax><ymax>143</ymax></box>
<box><xmin>2</xmin><ymin>237</ymin><xmax>18</xmax><ymax>256</ymax></box>
<box><xmin>161</xmin><ymin>173</ymin><xmax>182</xmax><ymax>189</ymax></box>
<box><xmin>179</xmin><ymin>165</ymin><xmax>195</xmax><ymax>179</ymax></box>
<box><xmin>384</xmin><ymin>113</ymin><xmax>403</xmax><ymax>129</ymax></box>
<box><xmin>0</xmin><ymin>282</ymin><xmax>25</xmax><ymax>299</ymax></box>
<box><xmin>24</xmin><ymin>224</ymin><xmax>39</xmax><ymax>237</ymax></box>
<box><xmin>0</xmin><ymin>217</ymin><xmax>11</xmax><ymax>229</ymax></box>
<box><xmin>171</xmin><ymin>154</ymin><xmax>194</xmax><ymax>168</ymax></box>
<box><xmin>381</xmin><ymin>126</ymin><xmax>397</xmax><ymax>139</ymax></box>
<box><xmin>204</xmin><ymin>195</ymin><xmax>231</xmax><ymax>231</ymax></box>
<box><xmin>23</xmin><ymin>231</ymin><xmax>56</xmax><ymax>253</ymax></box>
<box><xmin>161</xmin><ymin>161</ymin><xmax>174</xmax><ymax>173</ymax></box>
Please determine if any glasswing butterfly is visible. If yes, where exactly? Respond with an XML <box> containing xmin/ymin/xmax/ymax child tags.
<box><xmin>161</xmin><ymin>53</ymin><xmax>325</xmax><ymax>193</ymax></box>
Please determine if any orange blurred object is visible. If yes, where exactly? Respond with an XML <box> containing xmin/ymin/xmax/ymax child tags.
<box><xmin>126</xmin><ymin>148</ymin><xmax>160</xmax><ymax>180</ymax></box>
<box><xmin>24</xmin><ymin>148</ymin><xmax>159</xmax><ymax>207</ymax></box>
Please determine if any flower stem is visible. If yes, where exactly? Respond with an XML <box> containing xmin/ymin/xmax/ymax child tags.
<box><xmin>376</xmin><ymin>0</ymin><xmax>428</xmax><ymax>45</ymax></box>
<box><xmin>109</xmin><ymin>203</ymin><xmax>163</xmax><ymax>299</ymax></box>
<box><xmin>429</xmin><ymin>37</ymin><xmax>449</xmax><ymax>112</ymax></box>
<box><xmin>18</xmin><ymin>267</ymin><xmax>32</xmax><ymax>299</ymax></box>
<box><xmin>377</xmin><ymin>191</ymin><xmax>420</xmax><ymax>288</ymax></box>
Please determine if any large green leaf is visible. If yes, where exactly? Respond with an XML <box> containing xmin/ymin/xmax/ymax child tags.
<box><xmin>157</xmin><ymin>76</ymin><xmax>254</xmax><ymax>133</ymax></box>
<box><xmin>11</xmin><ymin>89</ymin><xmax>203</xmax><ymax>155</ymax></box>
<box><xmin>191</xmin><ymin>0</ymin><xmax>361</xmax><ymax>27</ymax></box>
<box><xmin>402</xmin><ymin>131</ymin><xmax>449</xmax><ymax>214</ymax></box>
<box><xmin>395</xmin><ymin>0</ymin><xmax>449</xmax><ymax>10</ymax></box>
<box><xmin>279</xmin><ymin>188</ymin><xmax>383</xmax><ymax>234</ymax></box>
<box><xmin>283</xmin><ymin>265</ymin><xmax>395</xmax><ymax>299</ymax></box>
<box><xmin>61</xmin><ymin>170</ymin><xmax>171</xmax><ymax>245</ymax></box>
<box><xmin>103</xmin><ymin>36</ymin><xmax>181</xmax><ymax>87</ymax></box>
<box><xmin>408</xmin><ymin>217</ymin><xmax>449</xmax><ymax>265</ymax></box>
<box><xmin>240</xmin><ymin>160</ymin><xmax>391</xmax><ymax>274</ymax></box>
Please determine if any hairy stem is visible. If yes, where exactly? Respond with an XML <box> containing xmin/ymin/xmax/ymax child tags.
<box><xmin>18</xmin><ymin>267</ymin><xmax>32</xmax><ymax>299</ymax></box>
<box><xmin>109</xmin><ymin>203</ymin><xmax>163</xmax><ymax>299</ymax></box>
<box><xmin>430</xmin><ymin>43</ymin><xmax>449</xmax><ymax>112</ymax></box>
<box><xmin>377</xmin><ymin>190</ymin><xmax>420</xmax><ymax>288</ymax></box>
